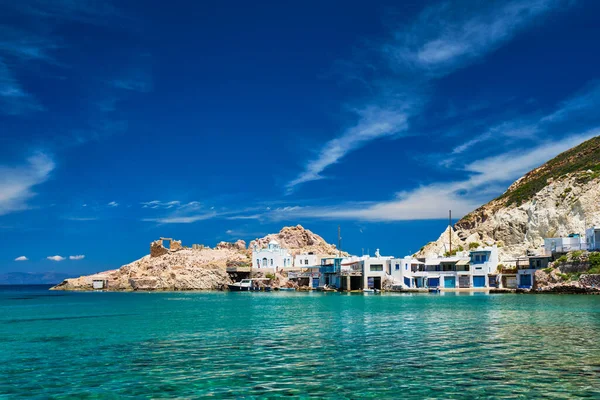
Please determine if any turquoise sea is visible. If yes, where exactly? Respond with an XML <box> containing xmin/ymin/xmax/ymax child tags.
<box><xmin>1</xmin><ymin>286</ymin><xmax>600</xmax><ymax>399</ymax></box>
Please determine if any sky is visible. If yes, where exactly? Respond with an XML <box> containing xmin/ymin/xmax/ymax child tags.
<box><xmin>1</xmin><ymin>0</ymin><xmax>600</xmax><ymax>276</ymax></box>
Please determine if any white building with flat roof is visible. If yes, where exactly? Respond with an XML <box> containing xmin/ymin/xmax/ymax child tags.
<box><xmin>294</xmin><ymin>252</ymin><xmax>320</xmax><ymax>268</ymax></box>
<box><xmin>394</xmin><ymin>246</ymin><xmax>500</xmax><ymax>289</ymax></box>
<box><xmin>252</xmin><ymin>240</ymin><xmax>292</xmax><ymax>271</ymax></box>
<box><xmin>586</xmin><ymin>226</ymin><xmax>600</xmax><ymax>251</ymax></box>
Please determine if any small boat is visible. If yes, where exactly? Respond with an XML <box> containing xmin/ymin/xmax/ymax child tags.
<box><xmin>363</xmin><ymin>288</ymin><xmax>375</xmax><ymax>293</ymax></box>
<box><xmin>228</xmin><ymin>279</ymin><xmax>254</xmax><ymax>291</ymax></box>
<box><xmin>278</xmin><ymin>287</ymin><xmax>296</xmax><ymax>291</ymax></box>
<box><xmin>428</xmin><ymin>288</ymin><xmax>440</xmax><ymax>293</ymax></box>
<box><xmin>228</xmin><ymin>278</ymin><xmax>271</xmax><ymax>292</ymax></box>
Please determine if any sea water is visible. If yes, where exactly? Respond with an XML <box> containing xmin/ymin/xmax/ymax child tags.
<box><xmin>1</xmin><ymin>286</ymin><xmax>599</xmax><ymax>399</ymax></box>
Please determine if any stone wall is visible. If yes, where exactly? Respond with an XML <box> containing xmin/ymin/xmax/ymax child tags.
<box><xmin>579</xmin><ymin>274</ymin><xmax>600</xmax><ymax>288</ymax></box>
<box><xmin>150</xmin><ymin>240</ymin><xmax>168</xmax><ymax>258</ymax></box>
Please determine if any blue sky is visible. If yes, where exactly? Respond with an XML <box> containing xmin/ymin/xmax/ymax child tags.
<box><xmin>2</xmin><ymin>0</ymin><xmax>600</xmax><ymax>275</ymax></box>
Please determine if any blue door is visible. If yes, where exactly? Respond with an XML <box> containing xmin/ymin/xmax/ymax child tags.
<box><xmin>404</xmin><ymin>277</ymin><xmax>411</xmax><ymax>288</ymax></box>
<box><xmin>520</xmin><ymin>274</ymin><xmax>532</xmax><ymax>288</ymax></box>
<box><xmin>444</xmin><ymin>276</ymin><xmax>456</xmax><ymax>288</ymax></box>
<box><xmin>428</xmin><ymin>278</ymin><xmax>440</xmax><ymax>288</ymax></box>
<box><xmin>473</xmin><ymin>276</ymin><xmax>486</xmax><ymax>288</ymax></box>
<box><xmin>312</xmin><ymin>278</ymin><xmax>319</xmax><ymax>288</ymax></box>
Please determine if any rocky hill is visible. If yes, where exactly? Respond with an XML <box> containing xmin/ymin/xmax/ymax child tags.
<box><xmin>417</xmin><ymin>136</ymin><xmax>600</xmax><ymax>261</ymax></box>
<box><xmin>52</xmin><ymin>225</ymin><xmax>341</xmax><ymax>291</ymax></box>
<box><xmin>249</xmin><ymin>225</ymin><xmax>345</xmax><ymax>256</ymax></box>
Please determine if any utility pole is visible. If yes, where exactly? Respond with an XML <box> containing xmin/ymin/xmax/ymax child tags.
<box><xmin>449</xmin><ymin>210</ymin><xmax>452</xmax><ymax>254</ymax></box>
<box><xmin>338</xmin><ymin>225</ymin><xmax>341</xmax><ymax>257</ymax></box>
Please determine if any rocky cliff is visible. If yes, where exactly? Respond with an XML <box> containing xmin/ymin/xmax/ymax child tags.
<box><xmin>417</xmin><ymin>136</ymin><xmax>600</xmax><ymax>261</ymax></box>
<box><xmin>52</xmin><ymin>225</ymin><xmax>341</xmax><ymax>291</ymax></box>
<box><xmin>249</xmin><ymin>225</ymin><xmax>345</xmax><ymax>256</ymax></box>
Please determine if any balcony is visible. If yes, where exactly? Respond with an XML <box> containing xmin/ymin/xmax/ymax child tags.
<box><xmin>320</xmin><ymin>266</ymin><xmax>338</xmax><ymax>274</ymax></box>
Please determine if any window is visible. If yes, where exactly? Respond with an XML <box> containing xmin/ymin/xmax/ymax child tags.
<box><xmin>405</xmin><ymin>263</ymin><xmax>408</xmax><ymax>270</ymax></box>
<box><xmin>305</xmin><ymin>259</ymin><xmax>309</xmax><ymax>265</ymax></box>
<box><xmin>256</xmin><ymin>259</ymin><xmax>260</xmax><ymax>266</ymax></box>
<box><xmin>395</xmin><ymin>264</ymin><xmax>400</xmax><ymax>271</ymax></box>
<box><xmin>270</xmin><ymin>259</ymin><xmax>273</xmax><ymax>266</ymax></box>
<box><xmin>370</xmin><ymin>264</ymin><xmax>383</xmax><ymax>272</ymax></box>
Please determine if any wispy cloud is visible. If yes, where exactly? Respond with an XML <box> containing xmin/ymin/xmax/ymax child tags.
<box><xmin>143</xmin><ymin>213</ymin><xmax>217</xmax><ymax>224</ymax></box>
<box><xmin>47</xmin><ymin>255</ymin><xmax>65</xmax><ymax>262</ymax></box>
<box><xmin>107</xmin><ymin>201</ymin><xmax>119</xmax><ymax>207</ymax></box>
<box><xmin>14</xmin><ymin>256</ymin><xmax>28</xmax><ymax>261</ymax></box>
<box><xmin>111</xmin><ymin>77</ymin><xmax>153</xmax><ymax>93</ymax></box>
<box><xmin>452</xmin><ymin>81</ymin><xmax>600</xmax><ymax>155</ymax></box>
<box><xmin>142</xmin><ymin>201</ymin><xmax>218</xmax><ymax>224</ymax></box>
<box><xmin>389</xmin><ymin>0</ymin><xmax>567</xmax><ymax>74</ymax></box>
<box><xmin>0</xmin><ymin>60</ymin><xmax>44</xmax><ymax>115</ymax></box>
<box><xmin>287</xmin><ymin>0</ymin><xmax>568</xmax><ymax>191</ymax></box>
<box><xmin>0</xmin><ymin>153</ymin><xmax>55</xmax><ymax>216</ymax></box>
<box><xmin>287</xmin><ymin>107</ymin><xmax>410</xmax><ymax>191</ymax></box>
<box><xmin>263</xmin><ymin>131</ymin><xmax>598</xmax><ymax>222</ymax></box>
<box><xmin>69</xmin><ymin>255</ymin><xmax>85</xmax><ymax>260</ymax></box>
<box><xmin>141</xmin><ymin>200</ymin><xmax>182</xmax><ymax>209</ymax></box>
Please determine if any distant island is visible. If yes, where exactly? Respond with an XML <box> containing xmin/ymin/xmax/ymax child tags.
<box><xmin>0</xmin><ymin>272</ymin><xmax>72</xmax><ymax>285</ymax></box>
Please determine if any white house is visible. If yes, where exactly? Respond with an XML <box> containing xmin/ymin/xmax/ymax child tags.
<box><xmin>586</xmin><ymin>226</ymin><xmax>600</xmax><ymax>251</ymax></box>
<box><xmin>362</xmin><ymin>249</ymin><xmax>394</xmax><ymax>290</ymax></box>
<box><xmin>544</xmin><ymin>234</ymin><xmax>586</xmax><ymax>255</ymax></box>
<box><xmin>252</xmin><ymin>240</ymin><xmax>292</xmax><ymax>271</ymax></box>
<box><xmin>294</xmin><ymin>252</ymin><xmax>320</xmax><ymax>268</ymax></box>
<box><xmin>390</xmin><ymin>256</ymin><xmax>423</xmax><ymax>288</ymax></box>
<box><xmin>396</xmin><ymin>246</ymin><xmax>500</xmax><ymax>289</ymax></box>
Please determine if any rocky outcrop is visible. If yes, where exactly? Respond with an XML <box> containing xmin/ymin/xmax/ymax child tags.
<box><xmin>249</xmin><ymin>225</ymin><xmax>345</xmax><ymax>256</ymax></box>
<box><xmin>419</xmin><ymin>136</ymin><xmax>600</xmax><ymax>261</ymax></box>
<box><xmin>52</xmin><ymin>247</ymin><xmax>248</xmax><ymax>291</ymax></box>
<box><xmin>215</xmin><ymin>240</ymin><xmax>247</xmax><ymax>251</ymax></box>
<box><xmin>52</xmin><ymin>226</ymin><xmax>344</xmax><ymax>291</ymax></box>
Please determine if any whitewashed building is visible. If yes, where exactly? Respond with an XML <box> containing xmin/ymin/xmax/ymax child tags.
<box><xmin>252</xmin><ymin>240</ymin><xmax>292</xmax><ymax>271</ymax></box>
<box><xmin>586</xmin><ymin>226</ymin><xmax>600</xmax><ymax>251</ymax></box>
<box><xmin>544</xmin><ymin>234</ymin><xmax>586</xmax><ymax>254</ymax></box>
<box><xmin>362</xmin><ymin>249</ymin><xmax>394</xmax><ymax>290</ymax></box>
<box><xmin>294</xmin><ymin>252</ymin><xmax>320</xmax><ymax>268</ymax></box>
<box><xmin>393</xmin><ymin>246</ymin><xmax>500</xmax><ymax>289</ymax></box>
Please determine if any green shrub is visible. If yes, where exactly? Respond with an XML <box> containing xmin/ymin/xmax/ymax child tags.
<box><xmin>571</xmin><ymin>250</ymin><xmax>583</xmax><ymax>259</ymax></box>
<box><xmin>542</xmin><ymin>267</ymin><xmax>553</xmax><ymax>273</ymax></box>
<box><xmin>589</xmin><ymin>252</ymin><xmax>600</xmax><ymax>269</ymax></box>
<box><xmin>557</xmin><ymin>255</ymin><xmax>568</xmax><ymax>264</ymax></box>
<box><xmin>265</xmin><ymin>273</ymin><xmax>276</xmax><ymax>280</ymax></box>
<box><xmin>469</xmin><ymin>242</ymin><xmax>480</xmax><ymax>250</ymax></box>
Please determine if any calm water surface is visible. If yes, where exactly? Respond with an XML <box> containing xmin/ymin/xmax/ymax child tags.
<box><xmin>1</xmin><ymin>285</ymin><xmax>600</xmax><ymax>399</ymax></box>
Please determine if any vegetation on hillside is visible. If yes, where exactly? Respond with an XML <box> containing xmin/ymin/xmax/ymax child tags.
<box><xmin>498</xmin><ymin>136</ymin><xmax>600</xmax><ymax>206</ymax></box>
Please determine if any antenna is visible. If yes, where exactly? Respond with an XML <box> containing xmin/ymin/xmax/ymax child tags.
<box><xmin>338</xmin><ymin>225</ymin><xmax>341</xmax><ymax>257</ymax></box>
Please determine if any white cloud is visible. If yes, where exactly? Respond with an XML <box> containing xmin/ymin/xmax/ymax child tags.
<box><xmin>107</xmin><ymin>201</ymin><xmax>119</xmax><ymax>207</ymax></box>
<box><xmin>452</xmin><ymin>82</ymin><xmax>600</xmax><ymax>155</ymax></box>
<box><xmin>143</xmin><ymin>212</ymin><xmax>217</xmax><ymax>224</ymax></box>
<box><xmin>111</xmin><ymin>77</ymin><xmax>153</xmax><ymax>93</ymax></box>
<box><xmin>0</xmin><ymin>60</ymin><xmax>44</xmax><ymax>115</ymax></box>
<box><xmin>14</xmin><ymin>256</ymin><xmax>28</xmax><ymax>261</ymax></box>
<box><xmin>47</xmin><ymin>255</ymin><xmax>65</xmax><ymax>261</ymax></box>
<box><xmin>268</xmin><ymin>131</ymin><xmax>598</xmax><ymax>222</ymax></box>
<box><xmin>69</xmin><ymin>255</ymin><xmax>85</xmax><ymax>260</ymax></box>
<box><xmin>0</xmin><ymin>153</ymin><xmax>55</xmax><ymax>215</ymax></box>
<box><xmin>287</xmin><ymin>0</ymin><xmax>568</xmax><ymax>192</ymax></box>
<box><xmin>66</xmin><ymin>217</ymin><xmax>98</xmax><ymax>221</ymax></box>
<box><xmin>141</xmin><ymin>200</ymin><xmax>182</xmax><ymax>209</ymax></box>
<box><xmin>286</xmin><ymin>107</ymin><xmax>410</xmax><ymax>190</ymax></box>
<box><xmin>390</xmin><ymin>0</ymin><xmax>566</xmax><ymax>73</ymax></box>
